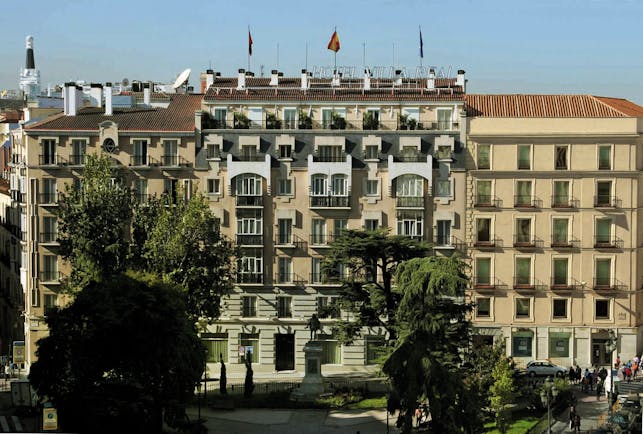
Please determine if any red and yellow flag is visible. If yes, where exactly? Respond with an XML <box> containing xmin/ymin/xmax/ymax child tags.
<box><xmin>327</xmin><ymin>31</ymin><xmax>340</xmax><ymax>52</ymax></box>
<box><xmin>248</xmin><ymin>30</ymin><xmax>253</xmax><ymax>56</ymax></box>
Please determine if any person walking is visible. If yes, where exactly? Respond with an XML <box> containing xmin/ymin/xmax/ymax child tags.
<box><xmin>572</xmin><ymin>413</ymin><xmax>581</xmax><ymax>433</ymax></box>
<box><xmin>569</xmin><ymin>405</ymin><xmax>577</xmax><ymax>430</ymax></box>
<box><xmin>596</xmin><ymin>377</ymin><xmax>603</xmax><ymax>401</ymax></box>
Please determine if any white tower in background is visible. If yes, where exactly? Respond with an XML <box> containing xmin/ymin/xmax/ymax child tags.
<box><xmin>19</xmin><ymin>35</ymin><xmax>41</xmax><ymax>99</ymax></box>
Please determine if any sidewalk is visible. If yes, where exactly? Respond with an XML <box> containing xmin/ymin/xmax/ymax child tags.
<box><xmin>550</xmin><ymin>391</ymin><xmax>609</xmax><ymax>433</ymax></box>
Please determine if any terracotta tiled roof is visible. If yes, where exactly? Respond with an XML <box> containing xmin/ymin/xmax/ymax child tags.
<box><xmin>203</xmin><ymin>77</ymin><xmax>464</xmax><ymax>102</ymax></box>
<box><xmin>25</xmin><ymin>94</ymin><xmax>202</xmax><ymax>132</ymax></box>
<box><xmin>465</xmin><ymin>94</ymin><xmax>643</xmax><ymax>118</ymax></box>
<box><xmin>0</xmin><ymin>110</ymin><xmax>22</xmax><ymax>123</ymax></box>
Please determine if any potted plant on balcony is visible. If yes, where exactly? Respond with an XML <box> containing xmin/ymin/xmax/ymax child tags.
<box><xmin>330</xmin><ymin>112</ymin><xmax>347</xmax><ymax>130</ymax></box>
<box><xmin>266</xmin><ymin>113</ymin><xmax>281</xmax><ymax>130</ymax></box>
<box><xmin>362</xmin><ymin>111</ymin><xmax>379</xmax><ymax>130</ymax></box>
<box><xmin>234</xmin><ymin>112</ymin><xmax>250</xmax><ymax>129</ymax></box>
<box><xmin>399</xmin><ymin>114</ymin><xmax>418</xmax><ymax>130</ymax></box>
<box><xmin>298</xmin><ymin>111</ymin><xmax>312</xmax><ymax>129</ymax></box>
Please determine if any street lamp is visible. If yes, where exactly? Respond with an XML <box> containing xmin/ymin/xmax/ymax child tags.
<box><xmin>605</xmin><ymin>329</ymin><xmax>617</xmax><ymax>414</ymax></box>
<box><xmin>540</xmin><ymin>376</ymin><xmax>559</xmax><ymax>434</ymax></box>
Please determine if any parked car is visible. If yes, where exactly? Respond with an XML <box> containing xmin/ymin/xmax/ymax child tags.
<box><xmin>526</xmin><ymin>360</ymin><xmax>568</xmax><ymax>377</ymax></box>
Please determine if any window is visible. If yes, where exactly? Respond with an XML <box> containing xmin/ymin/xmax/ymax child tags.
<box><xmin>206</xmin><ymin>143</ymin><xmax>221</xmax><ymax>159</ymax></box>
<box><xmin>549</xmin><ymin>333</ymin><xmax>569</xmax><ymax>357</ymax></box>
<box><xmin>317</xmin><ymin>145</ymin><xmax>343</xmax><ymax>161</ymax></box>
<box><xmin>237</xmin><ymin>212</ymin><xmax>263</xmax><ymax>235</ymax></box>
<box><xmin>283</xmin><ymin>108</ymin><xmax>297</xmax><ymax>129</ymax></box>
<box><xmin>44</xmin><ymin>294</ymin><xmax>57</xmax><ymax>316</ymax></box>
<box><xmin>598</xmin><ymin>145</ymin><xmax>611</xmax><ymax>170</ymax></box>
<box><xmin>515</xmin><ymin>181</ymin><xmax>532</xmax><ymax>206</ymax></box>
<box><xmin>42</xmin><ymin>178</ymin><xmax>57</xmax><ymax>204</ymax></box>
<box><xmin>318</xmin><ymin>334</ymin><xmax>341</xmax><ymax>364</ymax></box>
<box><xmin>552</xmin><ymin>258</ymin><xmax>569</xmax><ymax>286</ymax></box>
<box><xmin>330</xmin><ymin>174</ymin><xmax>347</xmax><ymax>196</ymax></box>
<box><xmin>202</xmin><ymin>333</ymin><xmax>228</xmax><ymax>362</ymax></box>
<box><xmin>553</xmin><ymin>299</ymin><xmax>567</xmax><ymax>319</ymax></box>
<box><xmin>277</xmin><ymin>296</ymin><xmax>292</xmax><ymax>317</ymax></box>
<box><xmin>365</xmin><ymin>180</ymin><xmax>379</xmax><ymax>196</ymax></box>
<box><xmin>212</xmin><ymin>108</ymin><xmax>227</xmax><ymax>128</ymax></box>
<box><xmin>397</xmin><ymin>211</ymin><xmax>423</xmax><ymax>238</ymax></box>
<box><xmin>277</xmin><ymin>219</ymin><xmax>292</xmax><ymax>245</ymax></box>
<box><xmin>277</xmin><ymin>257</ymin><xmax>292</xmax><ymax>284</ymax></box>
<box><xmin>364</xmin><ymin>145</ymin><xmax>379</xmax><ymax>160</ymax></box>
<box><xmin>247</xmin><ymin>107</ymin><xmax>262</xmax><ymax>128</ymax></box>
<box><xmin>279</xmin><ymin>144</ymin><xmax>292</xmax><ymax>159</ymax></box>
<box><xmin>162</xmin><ymin>140</ymin><xmax>178</xmax><ymax>166</ymax></box>
<box><xmin>515</xmin><ymin>258</ymin><xmax>532</xmax><ymax>287</ymax></box>
<box><xmin>164</xmin><ymin>179</ymin><xmax>178</xmax><ymax>203</ymax></box>
<box><xmin>363</xmin><ymin>108</ymin><xmax>380</xmax><ymax>130</ymax></box>
<box><xmin>512</xmin><ymin>333</ymin><xmax>533</xmax><ymax>357</ymax></box>
<box><xmin>236</xmin><ymin>174</ymin><xmax>262</xmax><ymax>196</ymax></box>
<box><xmin>595</xmin><ymin>218</ymin><xmax>612</xmax><ymax>245</ymax></box>
<box><xmin>311</xmin><ymin>175</ymin><xmax>328</xmax><ymax>196</ymax></box>
<box><xmin>517</xmin><ymin>145</ymin><xmax>531</xmax><ymax>170</ymax></box>
<box><xmin>515</xmin><ymin>297</ymin><xmax>531</xmax><ymax>318</ymax></box>
<box><xmin>207</xmin><ymin>179</ymin><xmax>221</xmax><ymax>195</ymax></box>
<box><xmin>552</xmin><ymin>218</ymin><xmax>569</xmax><ymax>246</ymax></box>
<box><xmin>240</xmin><ymin>144</ymin><xmax>257</xmax><ymax>160</ymax></box>
<box><xmin>364</xmin><ymin>219</ymin><xmax>379</xmax><ymax>231</ymax></box>
<box><xmin>334</xmin><ymin>219</ymin><xmax>347</xmax><ymax>238</ymax></box>
<box><xmin>41</xmin><ymin>139</ymin><xmax>57</xmax><ymax>165</ymax></box>
<box><xmin>595</xmin><ymin>181</ymin><xmax>612</xmax><ymax>206</ymax></box>
<box><xmin>475</xmin><ymin>257</ymin><xmax>491</xmax><ymax>286</ymax></box>
<box><xmin>133</xmin><ymin>139</ymin><xmax>148</xmax><ymax>165</ymax></box>
<box><xmin>555</xmin><ymin>145</ymin><xmax>568</xmax><ymax>170</ymax></box>
<box><xmin>552</xmin><ymin>181</ymin><xmax>570</xmax><ymax>207</ymax></box>
<box><xmin>396</xmin><ymin>175</ymin><xmax>423</xmax><ymax>197</ymax></box>
<box><xmin>595</xmin><ymin>299</ymin><xmax>610</xmax><ymax>320</ymax></box>
<box><xmin>238</xmin><ymin>255</ymin><xmax>263</xmax><ymax>283</ymax></box>
<box><xmin>515</xmin><ymin>218</ymin><xmax>532</xmax><ymax>245</ymax></box>
<box><xmin>476</xmin><ymin>180</ymin><xmax>492</xmax><ymax>205</ymax></box>
<box><xmin>317</xmin><ymin>296</ymin><xmax>340</xmax><ymax>318</ymax></box>
<box><xmin>241</xmin><ymin>296</ymin><xmax>257</xmax><ymax>317</ymax></box>
<box><xmin>71</xmin><ymin>139</ymin><xmax>86</xmax><ymax>165</ymax></box>
<box><xmin>365</xmin><ymin>337</ymin><xmax>386</xmax><ymax>364</ymax></box>
<box><xmin>477</xmin><ymin>144</ymin><xmax>490</xmax><ymax>169</ymax></box>
<box><xmin>595</xmin><ymin>258</ymin><xmax>612</xmax><ymax>288</ymax></box>
<box><xmin>277</xmin><ymin>179</ymin><xmax>293</xmax><ymax>196</ymax></box>
<box><xmin>435</xmin><ymin>179</ymin><xmax>451</xmax><ymax>197</ymax></box>
<box><xmin>42</xmin><ymin>216</ymin><xmax>57</xmax><ymax>243</ymax></box>
<box><xmin>311</xmin><ymin>219</ymin><xmax>326</xmax><ymax>245</ymax></box>
<box><xmin>311</xmin><ymin>258</ymin><xmax>323</xmax><ymax>283</ymax></box>
<box><xmin>240</xmin><ymin>333</ymin><xmax>259</xmax><ymax>363</ymax></box>
<box><xmin>476</xmin><ymin>218</ymin><xmax>492</xmax><ymax>244</ymax></box>
<box><xmin>476</xmin><ymin>297</ymin><xmax>491</xmax><ymax>317</ymax></box>
<box><xmin>437</xmin><ymin>108</ymin><xmax>452</xmax><ymax>130</ymax></box>
<box><xmin>43</xmin><ymin>255</ymin><xmax>58</xmax><ymax>281</ymax></box>
<box><xmin>132</xmin><ymin>179</ymin><xmax>148</xmax><ymax>204</ymax></box>
<box><xmin>436</xmin><ymin>220</ymin><xmax>451</xmax><ymax>245</ymax></box>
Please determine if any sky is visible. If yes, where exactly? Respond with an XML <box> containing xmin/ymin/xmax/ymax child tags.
<box><xmin>2</xmin><ymin>0</ymin><xmax>643</xmax><ymax>103</ymax></box>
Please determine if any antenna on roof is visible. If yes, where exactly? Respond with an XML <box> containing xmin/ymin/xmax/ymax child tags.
<box><xmin>173</xmin><ymin>68</ymin><xmax>191</xmax><ymax>93</ymax></box>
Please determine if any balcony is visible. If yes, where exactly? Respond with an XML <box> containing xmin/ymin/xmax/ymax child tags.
<box><xmin>160</xmin><ymin>155</ymin><xmax>191</xmax><ymax>168</ymax></box>
<box><xmin>513</xmin><ymin>235</ymin><xmax>541</xmax><ymax>249</ymax></box>
<box><xmin>236</xmin><ymin>234</ymin><xmax>263</xmax><ymax>246</ymax></box>
<box><xmin>433</xmin><ymin>235</ymin><xmax>464</xmax><ymax>250</ymax></box>
<box><xmin>275</xmin><ymin>234</ymin><xmax>306</xmax><ymax>249</ymax></box>
<box><xmin>594</xmin><ymin>195</ymin><xmax>620</xmax><ymax>208</ymax></box>
<box><xmin>236</xmin><ymin>273</ymin><xmax>263</xmax><ymax>285</ymax></box>
<box><xmin>593</xmin><ymin>277</ymin><xmax>621</xmax><ymax>290</ymax></box>
<box><xmin>551</xmin><ymin>237</ymin><xmax>577</xmax><ymax>249</ymax></box>
<box><xmin>39</xmin><ymin>193</ymin><xmax>58</xmax><ymax>205</ymax></box>
<box><xmin>551</xmin><ymin>195</ymin><xmax>578</xmax><ymax>209</ymax></box>
<box><xmin>274</xmin><ymin>273</ymin><xmax>307</xmax><ymax>286</ymax></box>
<box><xmin>593</xmin><ymin>236</ymin><xmax>623</xmax><ymax>249</ymax></box>
<box><xmin>473</xmin><ymin>237</ymin><xmax>500</xmax><ymax>249</ymax></box>
<box><xmin>40</xmin><ymin>271</ymin><xmax>62</xmax><ymax>284</ymax></box>
<box><xmin>134</xmin><ymin>194</ymin><xmax>151</xmax><ymax>205</ymax></box>
<box><xmin>550</xmin><ymin>277</ymin><xmax>576</xmax><ymax>291</ymax></box>
<box><xmin>473</xmin><ymin>277</ymin><xmax>500</xmax><ymax>290</ymax></box>
<box><xmin>69</xmin><ymin>154</ymin><xmax>86</xmax><ymax>166</ymax></box>
<box><xmin>309</xmin><ymin>272</ymin><xmax>342</xmax><ymax>285</ymax></box>
<box><xmin>313</xmin><ymin>152</ymin><xmax>347</xmax><ymax>163</ymax></box>
<box><xmin>394</xmin><ymin>153</ymin><xmax>425</xmax><ymax>162</ymax></box>
<box><xmin>129</xmin><ymin>155</ymin><xmax>155</xmax><ymax>167</ymax></box>
<box><xmin>474</xmin><ymin>195</ymin><xmax>501</xmax><ymax>208</ymax></box>
<box><xmin>40</xmin><ymin>232</ymin><xmax>59</xmax><ymax>245</ymax></box>
<box><xmin>514</xmin><ymin>195</ymin><xmax>541</xmax><ymax>208</ymax></box>
<box><xmin>236</xmin><ymin>195</ymin><xmax>264</xmax><ymax>207</ymax></box>
<box><xmin>38</xmin><ymin>154</ymin><xmax>64</xmax><ymax>166</ymax></box>
<box><xmin>513</xmin><ymin>277</ymin><xmax>535</xmax><ymax>290</ymax></box>
<box><xmin>309</xmin><ymin>234</ymin><xmax>335</xmax><ymax>247</ymax></box>
<box><xmin>309</xmin><ymin>196</ymin><xmax>350</xmax><ymax>209</ymax></box>
<box><xmin>396</xmin><ymin>196</ymin><xmax>424</xmax><ymax>208</ymax></box>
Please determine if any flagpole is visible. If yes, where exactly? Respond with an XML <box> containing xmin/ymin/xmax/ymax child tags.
<box><xmin>334</xmin><ymin>26</ymin><xmax>337</xmax><ymax>73</ymax></box>
<box><xmin>362</xmin><ymin>42</ymin><xmax>366</xmax><ymax>71</ymax></box>
<box><xmin>277</xmin><ymin>43</ymin><xmax>280</xmax><ymax>69</ymax></box>
<box><xmin>305</xmin><ymin>42</ymin><xmax>308</xmax><ymax>71</ymax></box>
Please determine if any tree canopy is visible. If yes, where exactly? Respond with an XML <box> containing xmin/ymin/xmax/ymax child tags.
<box><xmin>382</xmin><ymin>255</ymin><xmax>473</xmax><ymax>434</ymax></box>
<box><xmin>323</xmin><ymin>228</ymin><xmax>430</xmax><ymax>343</ymax></box>
<box><xmin>29</xmin><ymin>273</ymin><xmax>206</xmax><ymax>434</ymax></box>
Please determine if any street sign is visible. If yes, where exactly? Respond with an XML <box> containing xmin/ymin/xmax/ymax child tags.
<box><xmin>43</xmin><ymin>407</ymin><xmax>58</xmax><ymax>431</ymax></box>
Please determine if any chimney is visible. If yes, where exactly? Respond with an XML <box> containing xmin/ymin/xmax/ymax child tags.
<box><xmin>76</xmin><ymin>85</ymin><xmax>83</xmax><ymax>111</ymax></box>
<box><xmin>63</xmin><ymin>83</ymin><xmax>71</xmax><ymax>115</ymax></box>
<box><xmin>67</xmin><ymin>83</ymin><xmax>78</xmax><ymax>116</ymax></box>
<box><xmin>205</xmin><ymin>69</ymin><xmax>215</xmax><ymax>89</ymax></box>
<box><xmin>143</xmin><ymin>83</ymin><xmax>151</xmax><ymax>106</ymax></box>
<box><xmin>105</xmin><ymin>82</ymin><xmax>113</xmax><ymax>115</ymax></box>
<box><xmin>89</xmin><ymin>83</ymin><xmax>103</xmax><ymax>108</ymax></box>
<box><xmin>331</xmin><ymin>70</ymin><xmax>341</xmax><ymax>87</ymax></box>
<box><xmin>427</xmin><ymin>68</ymin><xmax>435</xmax><ymax>90</ymax></box>
<box><xmin>269</xmin><ymin>69</ymin><xmax>279</xmax><ymax>86</ymax></box>
<box><xmin>237</xmin><ymin>68</ymin><xmax>246</xmax><ymax>90</ymax></box>
<box><xmin>363</xmin><ymin>69</ymin><xmax>371</xmax><ymax>91</ymax></box>
<box><xmin>394</xmin><ymin>69</ymin><xmax>402</xmax><ymax>86</ymax></box>
<box><xmin>456</xmin><ymin>69</ymin><xmax>466</xmax><ymax>91</ymax></box>
<box><xmin>300</xmin><ymin>69</ymin><xmax>309</xmax><ymax>90</ymax></box>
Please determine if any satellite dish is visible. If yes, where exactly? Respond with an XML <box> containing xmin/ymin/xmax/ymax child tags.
<box><xmin>173</xmin><ymin>68</ymin><xmax>191</xmax><ymax>89</ymax></box>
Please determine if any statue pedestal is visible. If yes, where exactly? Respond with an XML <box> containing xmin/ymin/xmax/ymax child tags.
<box><xmin>290</xmin><ymin>340</ymin><xmax>324</xmax><ymax>402</ymax></box>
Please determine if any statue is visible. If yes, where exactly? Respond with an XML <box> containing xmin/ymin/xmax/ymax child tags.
<box><xmin>306</xmin><ymin>313</ymin><xmax>321</xmax><ymax>340</ymax></box>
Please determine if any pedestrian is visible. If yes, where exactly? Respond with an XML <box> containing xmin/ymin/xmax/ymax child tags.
<box><xmin>569</xmin><ymin>365</ymin><xmax>575</xmax><ymax>384</ymax></box>
<box><xmin>3</xmin><ymin>363</ymin><xmax>8</xmax><ymax>381</ymax></box>
<box><xmin>569</xmin><ymin>405</ymin><xmax>577</xmax><ymax>430</ymax></box>
<box><xmin>624</xmin><ymin>365</ymin><xmax>632</xmax><ymax>382</ymax></box>
<box><xmin>572</xmin><ymin>413</ymin><xmax>581</xmax><ymax>433</ymax></box>
<box><xmin>596</xmin><ymin>378</ymin><xmax>603</xmax><ymax>400</ymax></box>
<box><xmin>583</xmin><ymin>368</ymin><xmax>590</xmax><ymax>392</ymax></box>
<box><xmin>615</xmin><ymin>354</ymin><xmax>621</xmax><ymax>368</ymax></box>
<box><xmin>575</xmin><ymin>365</ymin><xmax>581</xmax><ymax>384</ymax></box>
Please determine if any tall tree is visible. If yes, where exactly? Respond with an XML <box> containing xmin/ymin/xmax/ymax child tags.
<box><xmin>489</xmin><ymin>355</ymin><xmax>516</xmax><ymax>434</ymax></box>
<box><xmin>56</xmin><ymin>153</ymin><xmax>133</xmax><ymax>291</ymax></box>
<box><xmin>132</xmin><ymin>192</ymin><xmax>236</xmax><ymax>322</ymax></box>
<box><xmin>29</xmin><ymin>273</ymin><xmax>206</xmax><ymax>434</ymax></box>
<box><xmin>323</xmin><ymin>228</ymin><xmax>430</xmax><ymax>343</ymax></box>
<box><xmin>382</xmin><ymin>255</ymin><xmax>472</xmax><ymax>434</ymax></box>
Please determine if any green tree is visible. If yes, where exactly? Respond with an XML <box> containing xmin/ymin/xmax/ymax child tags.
<box><xmin>56</xmin><ymin>153</ymin><xmax>133</xmax><ymax>291</ymax></box>
<box><xmin>29</xmin><ymin>273</ymin><xmax>206</xmax><ymax>434</ymax></box>
<box><xmin>489</xmin><ymin>355</ymin><xmax>516</xmax><ymax>434</ymax></box>
<box><xmin>382</xmin><ymin>256</ymin><xmax>472</xmax><ymax>434</ymax></box>
<box><xmin>323</xmin><ymin>228</ymin><xmax>430</xmax><ymax>344</ymax></box>
<box><xmin>132</xmin><ymin>192</ymin><xmax>236</xmax><ymax>321</ymax></box>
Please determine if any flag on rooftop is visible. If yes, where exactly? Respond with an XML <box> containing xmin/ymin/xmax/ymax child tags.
<box><xmin>327</xmin><ymin>30</ymin><xmax>340</xmax><ymax>53</ymax></box>
<box><xmin>419</xmin><ymin>28</ymin><xmax>424</xmax><ymax>59</ymax></box>
<box><xmin>248</xmin><ymin>29</ymin><xmax>253</xmax><ymax>56</ymax></box>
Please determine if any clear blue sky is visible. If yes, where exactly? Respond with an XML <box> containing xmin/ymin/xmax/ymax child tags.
<box><xmin>2</xmin><ymin>0</ymin><xmax>643</xmax><ymax>103</ymax></box>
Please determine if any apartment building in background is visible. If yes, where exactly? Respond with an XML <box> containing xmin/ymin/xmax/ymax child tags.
<box><xmin>465</xmin><ymin>94</ymin><xmax>643</xmax><ymax>368</ymax></box>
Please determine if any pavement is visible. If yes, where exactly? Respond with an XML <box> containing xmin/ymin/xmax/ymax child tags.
<box><xmin>185</xmin><ymin>407</ymin><xmax>399</xmax><ymax>434</ymax></box>
<box><xmin>550</xmin><ymin>393</ymin><xmax>608</xmax><ymax>433</ymax></box>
